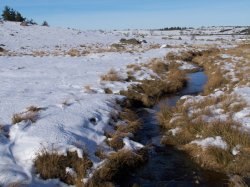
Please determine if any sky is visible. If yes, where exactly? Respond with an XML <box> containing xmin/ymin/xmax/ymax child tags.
<box><xmin>0</xmin><ymin>0</ymin><xmax>249</xmax><ymax>30</ymax></box>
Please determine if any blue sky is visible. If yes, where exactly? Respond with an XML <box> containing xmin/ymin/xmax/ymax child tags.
<box><xmin>0</xmin><ymin>0</ymin><xmax>249</xmax><ymax>29</ymax></box>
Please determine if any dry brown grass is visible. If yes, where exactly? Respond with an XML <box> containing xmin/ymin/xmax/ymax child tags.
<box><xmin>120</xmin><ymin>38</ymin><xmax>141</xmax><ymax>45</ymax></box>
<box><xmin>110</xmin><ymin>43</ymin><xmax>125</xmax><ymax>50</ymax></box>
<box><xmin>147</xmin><ymin>58</ymin><xmax>168</xmax><ymax>74</ymax></box>
<box><xmin>32</xmin><ymin>51</ymin><xmax>48</xmax><ymax>57</ymax></box>
<box><xmin>167</xmin><ymin>68</ymin><xmax>187</xmax><ymax>93</ymax></box>
<box><xmin>86</xmin><ymin>149</ymin><xmax>147</xmax><ymax>186</ymax></box>
<box><xmin>220</xmin><ymin>94</ymin><xmax>247</xmax><ymax>114</ymax></box>
<box><xmin>101</xmin><ymin>69</ymin><xmax>123</xmax><ymax>82</ymax></box>
<box><xmin>67</xmin><ymin>48</ymin><xmax>81</xmax><ymax>57</ymax></box>
<box><xmin>107</xmin><ymin>134</ymin><xmax>125</xmax><ymax>151</ymax></box>
<box><xmin>204</xmin><ymin>70</ymin><xmax>228</xmax><ymax>94</ymax></box>
<box><xmin>127</xmin><ymin>64</ymin><xmax>142</xmax><ymax>71</ymax></box>
<box><xmin>184</xmin><ymin>141</ymin><xmax>250</xmax><ymax>178</ymax></box>
<box><xmin>104</xmin><ymin>88</ymin><xmax>113</xmax><ymax>94</ymax></box>
<box><xmin>156</xmin><ymin>105</ymin><xmax>173</xmax><ymax>128</ymax></box>
<box><xmin>120</xmin><ymin>79</ymin><xmax>167</xmax><ymax>107</ymax></box>
<box><xmin>120</xmin><ymin>67</ymin><xmax>187</xmax><ymax>107</ymax></box>
<box><xmin>221</xmin><ymin>44</ymin><xmax>250</xmax><ymax>88</ymax></box>
<box><xmin>165</xmin><ymin>50</ymin><xmax>202</xmax><ymax>63</ymax></box>
<box><xmin>26</xmin><ymin>105</ymin><xmax>44</xmax><ymax>112</ymax></box>
<box><xmin>158</xmin><ymin>45</ymin><xmax>250</xmax><ymax>179</ymax></box>
<box><xmin>160</xmin><ymin>104</ymin><xmax>250</xmax><ymax>176</ymax></box>
<box><xmin>126</xmin><ymin>71</ymin><xmax>136</xmax><ymax>82</ymax></box>
<box><xmin>95</xmin><ymin>148</ymin><xmax>107</xmax><ymax>160</ymax></box>
<box><xmin>12</xmin><ymin>111</ymin><xmax>39</xmax><ymax>124</ymax></box>
<box><xmin>107</xmin><ymin>107</ymin><xmax>141</xmax><ymax>150</ymax></box>
<box><xmin>34</xmin><ymin>149</ymin><xmax>92</xmax><ymax>185</ymax></box>
<box><xmin>116</xmin><ymin>120</ymin><xmax>141</xmax><ymax>134</ymax></box>
<box><xmin>228</xmin><ymin>175</ymin><xmax>248</xmax><ymax>187</ymax></box>
<box><xmin>165</xmin><ymin>49</ymin><xmax>225</xmax><ymax>94</ymax></box>
<box><xmin>203</xmin><ymin>120</ymin><xmax>250</xmax><ymax>149</ymax></box>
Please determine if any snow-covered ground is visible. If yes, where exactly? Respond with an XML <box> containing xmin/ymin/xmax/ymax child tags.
<box><xmin>0</xmin><ymin>21</ymin><xmax>249</xmax><ymax>186</ymax></box>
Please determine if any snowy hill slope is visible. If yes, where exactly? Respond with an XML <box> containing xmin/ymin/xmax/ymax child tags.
<box><xmin>0</xmin><ymin>21</ymin><xmax>249</xmax><ymax>186</ymax></box>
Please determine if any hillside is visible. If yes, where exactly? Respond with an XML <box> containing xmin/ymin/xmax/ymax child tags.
<box><xmin>0</xmin><ymin>21</ymin><xmax>249</xmax><ymax>186</ymax></box>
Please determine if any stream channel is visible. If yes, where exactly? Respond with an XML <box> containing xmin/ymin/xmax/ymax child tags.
<box><xmin>119</xmin><ymin>71</ymin><xmax>229</xmax><ymax>187</ymax></box>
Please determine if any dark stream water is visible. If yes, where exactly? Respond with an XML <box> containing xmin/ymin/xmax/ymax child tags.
<box><xmin>119</xmin><ymin>72</ymin><xmax>229</xmax><ymax>187</ymax></box>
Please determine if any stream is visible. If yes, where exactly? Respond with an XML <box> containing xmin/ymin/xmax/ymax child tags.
<box><xmin>119</xmin><ymin>72</ymin><xmax>229</xmax><ymax>187</ymax></box>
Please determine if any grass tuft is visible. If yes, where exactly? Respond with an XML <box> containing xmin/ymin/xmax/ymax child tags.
<box><xmin>101</xmin><ymin>69</ymin><xmax>123</xmax><ymax>82</ymax></box>
<box><xmin>34</xmin><ymin>148</ymin><xmax>93</xmax><ymax>185</ymax></box>
<box><xmin>12</xmin><ymin>111</ymin><xmax>39</xmax><ymax>124</ymax></box>
<box><xmin>86</xmin><ymin>149</ymin><xmax>147</xmax><ymax>186</ymax></box>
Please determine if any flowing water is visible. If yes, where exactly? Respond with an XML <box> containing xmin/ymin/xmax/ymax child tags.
<box><xmin>119</xmin><ymin>72</ymin><xmax>229</xmax><ymax>187</ymax></box>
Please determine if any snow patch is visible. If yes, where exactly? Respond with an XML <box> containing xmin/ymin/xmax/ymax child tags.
<box><xmin>123</xmin><ymin>137</ymin><xmax>144</xmax><ymax>150</ymax></box>
<box><xmin>191</xmin><ymin>136</ymin><xmax>228</xmax><ymax>150</ymax></box>
<box><xmin>168</xmin><ymin>127</ymin><xmax>182</xmax><ymax>136</ymax></box>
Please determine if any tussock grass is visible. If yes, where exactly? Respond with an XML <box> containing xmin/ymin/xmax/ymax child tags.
<box><xmin>120</xmin><ymin>67</ymin><xmax>187</xmax><ymax>107</ymax></box>
<box><xmin>26</xmin><ymin>105</ymin><xmax>44</xmax><ymax>112</ymax></box>
<box><xmin>120</xmin><ymin>79</ymin><xmax>167</xmax><ymax>107</ymax></box>
<box><xmin>159</xmin><ymin>98</ymin><xmax>250</xmax><ymax>176</ymax></box>
<box><xmin>67</xmin><ymin>48</ymin><xmax>80</xmax><ymax>57</ymax></box>
<box><xmin>116</xmin><ymin>120</ymin><xmax>141</xmax><ymax>134</ymax></box>
<box><xmin>228</xmin><ymin>175</ymin><xmax>248</xmax><ymax>187</ymax></box>
<box><xmin>101</xmin><ymin>69</ymin><xmax>123</xmax><ymax>82</ymax></box>
<box><xmin>203</xmin><ymin>120</ymin><xmax>250</xmax><ymax>149</ymax></box>
<box><xmin>34</xmin><ymin>149</ymin><xmax>92</xmax><ymax>185</ymax></box>
<box><xmin>204</xmin><ymin>70</ymin><xmax>228</xmax><ymax>94</ymax></box>
<box><xmin>95</xmin><ymin>148</ymin><xmax>107</xmax><ymax>160</ymax></box>
<box><xmin>104</xmin><ymin>88</ymin><xmax>113</xmax><ymax>94</ymax></box>
<box><xmin>107</xmin><ymin>107</ymin><xmax>141</xmax><ymax>150</ymax></box>
<box><xmin>12</xmin><ymin>111</ymin><xmax>39</xmax><ymax>124</ymax></box>
<box><xmin>166</xmin><ymin>48</ymin><xmax>225</xmax><ymax>94</ymax></box>
<box><xmin>167</xmin><ymin>68</ymin><xmax>187</xmax><ymax>92</ymax></box>
<box><xmin>32</xmin><ymin>51</ymin><xmax>48</xmax><ymax>57</ymax></box>
<box><xmin>147</xmin><ymin>58</ymin><xmax>168</xmax><ymax>74</ymax></box>
<box><xmin>156</xmin><ymin>105</ymin><xmax>173</xmax><ymax>128</ymax></box>
<box><xmin>156</xmin><ymin>45</ymin><xmax>250</xmax><ymax>182</ymax></box>
<box><xmin>126</xmin><ymin>71</ymin><xmax>136</xmax><ymax>82</ymax></box>
<box><xmin>120</xmin><ymin>38</ymin><xmax>141</xmax><ymax>45</ymax></box>
<box><xmin>207</xmin><ymin>147</ymin><xmax>233</xmax><ymax>166</ymax></box>
<box><xmin>110</xmin><ymin>43</ymin><xmax>125</xmax><ymax>51</ymax></box>
<box><xmin>184</xmin><ymin>141</ymin><xmax>250</xmax><ymax>177</ymax></box>
<box><xmin>86</xmin><ymin>149</ymin><xmax>147</xmax><ymax>186</ymax></box>
<box><xmin>95</xmin><ymin>101</ymin><xmax>145</xmax><ymax>185</ymax></box>
<box><xmin>165</xmin><ymin>50</ymin><xmax>202</xmax><ymax>63</ymax></box>
<box><xmin>127</xmin><ymin>64</ymin><xmax>142</xmax><ymax>71</ymax></box>
<box><xmin>107</xmin><ymin>134</ymin><xmax>125</xmax><ymax>151</ymax></box>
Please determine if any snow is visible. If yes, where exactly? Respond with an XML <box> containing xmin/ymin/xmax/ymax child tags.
<box><xmin>168</xmin><ymin>127</ymin><xmax>182</xmax><ymax>136</ymax></box>
<box><xmin>0</xmin><ymin>21</ymin><xmax>249</xmax><ymax>185</ymax></box>
<box><xmin>233</xmin><ymin>87</ymin><xmax>250</xmax><ymax>129</ymax></box>
<box><xmin>160</xmin><ymin>44</ymin><xmax>168</xmax><ymax>49</ymax></box>
<box><xmin>191</xmin><ymin>136</ymin><xmax>228</xmax><ymax>150</ymax></box>
<box><xmin>233</xmin><ymin>108</ymin><xmax>250</xmax><ymax>129</ymax></box>
<box><xmin>0</xmin><ymin>21</ymin><xmax>174</xmax><ymax>185</ymax></box>
<box><xmin>231</xmin><ymin>145</ymin><xmax>241</xmax><ymax>156</ymax></box>
<box><xmin>123</xmin><ymin>137</ymin><xmax>144</xmax><ymax>150</ymax></box>
<box><xmin>66</xmin><ymin>167</ymin><xmax>76</xmax><ymax>178</ymax></box>
<box><xmin>234</xmin><ymin>87</ymin><xmax>250</xmax><ymax>104</ymax></box>
<box><xmin>178</xmin><ymin>61</ymin><xmax>197</xmax><ymax>70</ymax></box>
<box><xmin>221</xmin><ymin>54</ymin><xmax>231</xmax><ymax>59</ymax></box>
